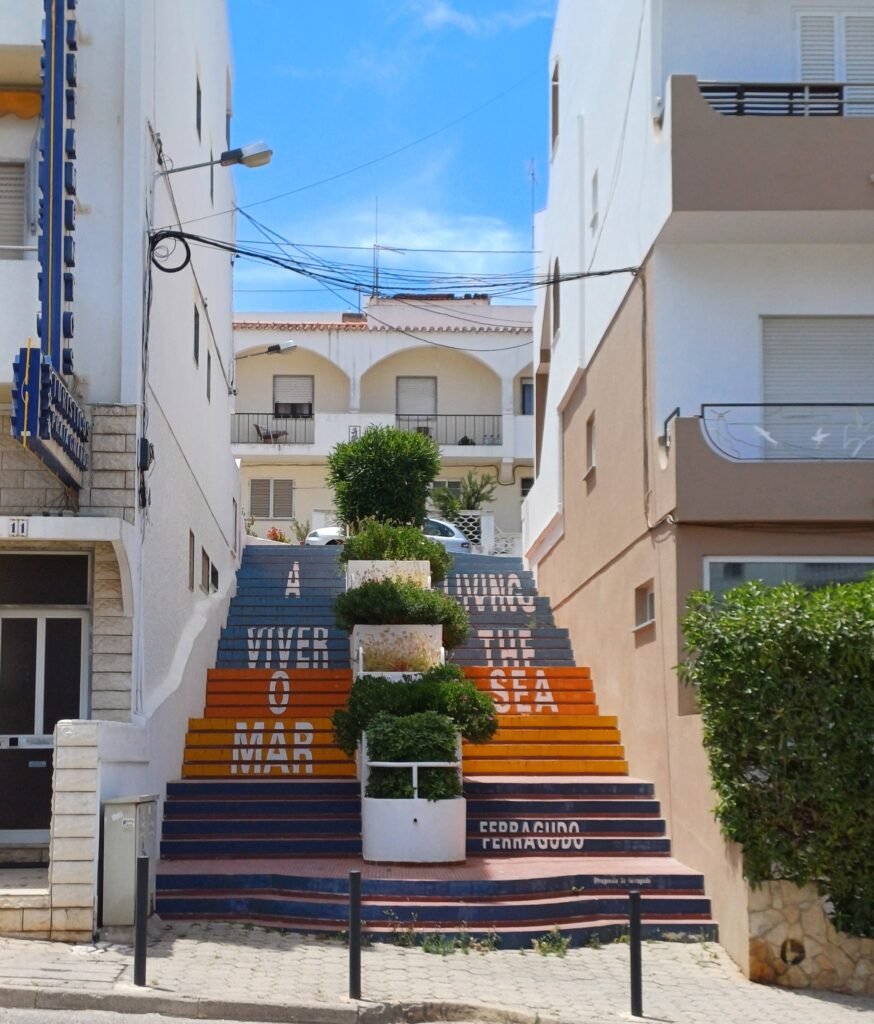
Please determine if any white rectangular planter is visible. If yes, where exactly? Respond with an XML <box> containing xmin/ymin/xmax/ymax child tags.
<box><xmin>346</xmin><ymin>560</ymin><xmax>431</xmax><ymax>590</ymax></box>
<box><xmin>351</xmin><ymin>623</ymin><xmax>442</xmax><ymax>676</ymax></box>
<box><xmin>362</xmin><ymin>796</ymin><xmax>466</xmax><ymax>863</ymax></box>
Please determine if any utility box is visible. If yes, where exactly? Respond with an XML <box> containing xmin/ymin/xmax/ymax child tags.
<box><xmin>101</xmin><ymin>794</ymin><xmax>158</xmax><ymax>927</ymax></box>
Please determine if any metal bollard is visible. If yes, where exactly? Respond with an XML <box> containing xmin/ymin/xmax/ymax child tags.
<box><xmin>134</xmin><ymin>854</ymin><xmax>149</xmax><ymax>987</ymax></box>
<box><xmin>629</xmin><ymin>889</ymin><xmax>642</xmax><ymax>1017</ymax></box>
<box><xmin>349</xmin><ymin>870</ymin><xmax>362</xmax><ymax>1000</ymax></box>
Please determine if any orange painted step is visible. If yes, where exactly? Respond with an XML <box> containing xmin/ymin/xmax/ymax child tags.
<box><xmin>463</xmin><ymin>758</ymin><xmax>629</xmax><ymax>775</ymax></box>
<box><xmin>463</xmin><ymin>666</ymin><xmax>591</xmax><ymax>678</ymax></box>
<box><xmin>185</xmin><ymin>731</ymin><xmax>340</xmax><ymax>748</ymax></box>
<box><xmin>187</xmin><ymin>717</ymin><xmax>336</xmax><ymax>732</ymax></box>
<box><xmin>202</xmin><ymin>706</ymin><xmax>347</xmax><ymax>719</ymax></box>
<box><xmin>485</xmin><ymin>728</ymin><xmax>622</xmax><ymax>744</ymax></box>
<box><xmin>183</xmin><ymin>745</ymin><xmax>351</xmax><ymax>763</ymax></box>
<box><xmin>207</xmin><ymin>669</ymin><xmax>353</xmax><ymax>682</ymax></box>
<box><xmin>495</xmin><ymin>714</ymin><xmax>618</xmax><ymax>728</ymax></box>
<box><xmin>462</xmin><ymin>743</ymin><xmax>624</xmax><ymax>760</ymax></box>
<box><xmin>206</xmin><ymin>692</ymin><xmax>348</xmax><ymax>707</ymax></box>
<box><xmin>206</xmin><ymin>679</ymin><xmax>352</xmax><ymax>695</ymax></box>
<box><xmin>182</xmin><ymin>762</ymin><xmax>356</xmax><ymax>779</ymax></box>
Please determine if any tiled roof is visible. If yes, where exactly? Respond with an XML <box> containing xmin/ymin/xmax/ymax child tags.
<box><xmin>233</xmin><ymin>320</ymin><xmax>530</xmax><ymax>334</ymax></box>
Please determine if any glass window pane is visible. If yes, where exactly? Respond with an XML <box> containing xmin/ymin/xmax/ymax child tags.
<box><xmin>0</xmin><ymin>555</ymin><xmax>88</xmax><ymax>605</ymax></box>
<box><xmin>709</xmin><ymin>560</ymin><xmax>874</xmax><ymax>597</ymax></box>
<box><xmin>0</xmin><ymin>619</ymin><xmax>37</xmax><ymax>734</ymax></box>
<box><xmin>43</xmin><ymin>619</ymin><xmax>82</xmax><ymax>735</ymax></box>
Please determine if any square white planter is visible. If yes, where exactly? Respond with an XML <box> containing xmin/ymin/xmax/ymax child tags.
<box><xmin>346</xmin><ymin>560</ymin><xmax>431</xmax><ymax>590</ymax></box>
<box><xmin>351</xmin><ymin>623</ymin><xmax>443</xmax><ymax>676</ymax></box>
<box><xmin>362</xmin><ymin>796</ymin><xmax>466</xmax><ymax>863</ymax></box>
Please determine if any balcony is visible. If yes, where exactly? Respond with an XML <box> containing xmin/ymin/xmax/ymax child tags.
<box><xmin>395</xmin><ymin>414</ymin><xmax>502</xmax><ymax>446</ymax></box>
<box><xmin>667</xmin><ymin>412</ymin><xmax>874</xmax><ymax>524</ymax></box>
<box><xmin>232</xmin><ymin>413</ymin><xmax>315</xmax><ymax>446</ymax></box>
<box><xmin>666</xmin><ymin>76</ymin><xmax>874</xmax><ymax>242</ymax></box>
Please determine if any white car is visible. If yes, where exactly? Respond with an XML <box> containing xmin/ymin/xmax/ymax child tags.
<box><xmin>305</xmin><ymin>518</ymin><xmax>471</xmax><ymax>553</ymax></box>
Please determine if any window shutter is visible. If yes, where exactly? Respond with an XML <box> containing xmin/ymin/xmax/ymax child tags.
<box><xmin>0</xmin><ymin>163</ymin><xmax>26</xmax><ymax>251</ymax></box>
<box><xmin>845</xmin><ymin>15</ymin><xmax>874</xmax><ymax>115</ymax></box>
<box><xmin>799</xmin><ymin>14</ymin><xmax>837</xmax><ymax>81</ymax></box>
<box><xmin>396</xmin><ymin>376</ymin><xmax>437</xmax><ymax>415</ymax></box>
<box><xmin>763</xmin><ymin>317</ymin><xmax>874</xmax><ymax>404</ymax></box>
<box><xmin>250</xmin><ymin>479</ymin><xmax>270</xmax><ymax>518</ymax></box>
<box><xmin>273</xmin><ymin>375</ymin><xmax>313</xmax><ymax>403</ymax></box>
<box><xmin>272</xmin><ymin>480</ymin><xmax>294</xmax><ymax>519</ymax></box>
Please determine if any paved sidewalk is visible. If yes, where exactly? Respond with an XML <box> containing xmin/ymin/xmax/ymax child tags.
<box><xmin>0</xmin><ymin>922</ymin><xmax>871</xmax><ymax>1024</ymax></box>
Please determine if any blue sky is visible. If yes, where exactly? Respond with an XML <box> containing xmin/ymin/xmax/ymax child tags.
<box><xmin>227</xmin><ymin>0</ymin><xmax>556</xmax><ymax>312</ymax></box>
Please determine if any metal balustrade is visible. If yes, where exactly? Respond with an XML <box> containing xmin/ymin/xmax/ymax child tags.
<box><xmin>699</xmin><ymin>81</ymin><xmax>874</xmax><ymax>117</ymax></box>
<box><xmin>395</xmin><ymin>414</ymin><xmax>503</xmax><ymax>445</ymax></box>
<box><xmin>700</xmin><ymin>404</ymin><xmax>874</xmax><ymax>461</ymax></box>
<box><xmin>232</xmin><ymin>412</ymin><xmax>315</xmax><ymax>444</ymax></box>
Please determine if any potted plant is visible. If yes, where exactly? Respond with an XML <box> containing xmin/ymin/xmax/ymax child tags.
<box><xmin>333</xmin><ymin>578</ymin><xmax>469</xmax><ymax>678</ymax></box>
<box><xmin>331</xmin><ymin>666</ymin><xmax>498</xmax><ymax>863</ymax></box>
<box><xmin>340</xmin><ymin>517</ymin><xmax>452</xmax><ymax>589</ymax></box>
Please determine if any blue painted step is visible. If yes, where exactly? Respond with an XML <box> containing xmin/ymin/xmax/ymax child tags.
<box><xmin>160</xmin><ymin>837</ymin><xmax>363</xmax><ymax>858</ymax></box>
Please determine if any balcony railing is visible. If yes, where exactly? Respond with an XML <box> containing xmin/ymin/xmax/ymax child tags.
<box><xmin>699</xmin><ymin>81</ymin><xmax>874</xmax><ymax>117</ymax></box>
<box><xmin>232</xmin><ymin>412</ymin><xmax>314</xmax><ymax>444</ymax></box>
<box><xmin>395</xmin><ymin>414</ymin><xmax>502</xmax><ymax>445</ymax></box>
<box><xmin>701</xmin><ymin>404</ymin><xmax>874</xmax><ymax>462</ymax></box>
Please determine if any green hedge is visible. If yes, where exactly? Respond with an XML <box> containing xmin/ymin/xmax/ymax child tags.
<box><xmin>331</xmin><ymin>664</ymin><xmax>497</xmax><ymax>757</ymax></box>
<box><xmin>680</xmin><ymin>578</ymin><xmax>874</xmax><ymax>937</ymax></box>
<box><xmin>339</xmin><ymin>519</ymin><xmax>452</xmax><ymax>584</ymax></box>
<box><xmin>333</xmin><ymin>578</ymin><xmax>469</xmax><ymax>649</ymax></box>
<box><xmin>365</xmin><ymin>711</ymin><xmax>462</xmax><ymax>801</ymax></box>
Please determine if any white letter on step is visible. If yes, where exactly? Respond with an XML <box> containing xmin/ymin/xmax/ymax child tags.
<box><xmin>264</xmin><ymin>722</ymin><xmax>288</xmax><ymax>776</ymax></box>
<box><xmin>293</xmin><ymin>721</ymin><xmax>314</xmax><ymax>775</ymax></box>
<box><xmin>232</xmin><ymin>722</ymin><xmax>264</xmax><ymax>775</ymax></box>
<box><xmin>268</xmin><ymin>671</ymin><xmax>290</xmax><ymax>716</ymax></box>
<box><xmin>489</xmin><ymin>670</ymin><xmax>509</xmax><ymax>713</ymax></box>
<box><xmin>285</xmin><ymin>562</ymin><xmax>301</xmax><ymax>598</ymax></box>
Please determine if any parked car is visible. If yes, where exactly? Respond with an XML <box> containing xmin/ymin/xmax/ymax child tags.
<box><xmin>305</xmin><ymin>526</ymin><xmax>345</xmax><ymax>545</ymax></box>
<box><xmin>305</xmin><ymin>518</ymin><xmax>471</xmax><ymax>553</ymax></box>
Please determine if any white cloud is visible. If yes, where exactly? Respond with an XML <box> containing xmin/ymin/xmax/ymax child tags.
<box><xmin>413</xmin><ymin>0</ymin><xmax>553</xmax><ymax>36</ymax></box>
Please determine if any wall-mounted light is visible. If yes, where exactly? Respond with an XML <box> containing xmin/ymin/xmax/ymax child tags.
<box><xmin>236</xmin><ymin>340</ymin><xmax>297</xmax><ymax>360</ymax></box>
<box><xmin>156</xmin><ymin>140</ymin><xmax>273</xmax><ymax>177</ymax></box>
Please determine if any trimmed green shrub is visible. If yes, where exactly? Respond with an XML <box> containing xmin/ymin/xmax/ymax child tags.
<box><xmin>331</xmin><ymin>663</ymin><xmax>497</xmax><ymax>756</ymax></box>
<box><xmin>333</xmin><ymin>579</ymin><xmax>469</xmax><ymax>649</ymax></box>
<box><xmin>680</xmin><ymin>578</ymin><xmax>874</xmax><ymax>937</ymax></box>
<box><xmin>327</xmin><ymin>426</ymin><xmax>441</xmax><ymax>527</ymax></box>
<box><xmin>365</xmin><ymin>711</ymin><xmax>462</xmax><ymax>801</ymax></box>
<box><xmin>339</xmin><ymin>518</ymin><xmax>452</xmax><ymax>584</ymax></box>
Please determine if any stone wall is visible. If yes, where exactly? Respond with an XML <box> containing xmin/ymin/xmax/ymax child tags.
<box><xmin>0</xmin><ymin>413</ymin><xmax>74</xmax><ymax>513</ymax></box>
<box><xmin>81</xmin><ymin>405</ymin><xmax>137</xmax><ymax>524</ymax></box>
<box><xmin>92</xmin><ymin>542</ymin><xmax>133</xmax><ymax>723</ymax></box>
<box><xmin>749</xmin><ymin>881</ymin><xmax>874</xmax><ymax>995</ymax></box>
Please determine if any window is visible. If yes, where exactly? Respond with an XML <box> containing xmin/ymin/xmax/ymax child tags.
<box><xmin>0</xmin><ymin>162</ymin><xmax>26</xmax><ymax>257</ymax></box>
<box><xmin>249</xmin><ymin>478</ymin><xmax>294</xmax><ymax>519</ymax></box>
<box><xmin>396</xmin><ymin>376</ymin><xmax>437</xmax><ymax>415</ymax></box>
<box><xmin>0</xmin><ymin>554</ymin><xmax>88</xmax><ymax>604</ymax></box>
<box><xmin>706</xmin><ymin>558</ymin><xmax>874</xmax><ymax>599</ymax></box>
<box><xmin>551</xmin><ymin>261</ymin><xmax>560</xmax><ymax>340</ymax></box>
<box><xmin>799</xmin><ymin>12</ymin><xmax>874</xmax><ymax>99</ymax></box>
<box><xmin>521</xmin><ymin>476</ymin><xmax>534</xmax><ymax>498</ymax></box>
<box><xmin>210</xmin><ymin>563</ymin><xmax>219</xmax><ymax>592</ymax></box>
<box><xmin>273</xmin><ymin>375</ymin><xmax>314</xmax><ymax>418</ymax></box>
<box><xmin>196</xmin><ymin>75</ymin><xmax>202</xmax><ymax>140</ymax></box>
<box><xmin>585</xmin><ymin>413</ymin><xmax>596</xmax><ymax>478</ymax></box>
<box><xmin>520</xmin><ymin>377</ymin><xmax>534</xmax><ymax>416</ymax></box>
<box><xmin>206</xmin><ymin>350</ymin><xmax>211</xmax><ymax>401</ymax></box>
<box><xmin>193</xmin><ymin>306</ymin><xmax>200</xmax><ymax>366</ymax></box>
<box><xmin>551</xmin><ymin>63</ymin><xmax>559</xmax><ymax>151</ymax></box>
<box><xmin>201</xmin><ymin>547</ymin><xmax>210</xmax><ymax>593</ymax></box>
<box><xmin>432</xmin><ymin>479</ymin><xmax>462</xmax><ymax>498</ymax></box>
<box><xmin>634</xmin><ymin>581</ymin><xmax>656</xmax><ymax>629</ymax></box>
<box><xmin>188</xmin><ymin>530</ymin><xmax>195</xmax><ymax>590</ymax></box>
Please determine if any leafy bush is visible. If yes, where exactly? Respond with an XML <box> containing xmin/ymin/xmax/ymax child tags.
<box><xmin>365</xmin><ymin>711</ymin><xmax>462</xmax><ymax>801</ymax></box>
<box><xmin>339</xmin><ymin>518</ymin><xmax>452</xmax><ymax>584</ymax></box>
<box><xmin>680</xmin><ymin>578</ymin><xmax>874</xmax><ymax>937</ymax></box>
<box><xmin>430</xmin><ymin>471</ymin><xmax>497</xmax><ymax>523</ymax></box>
<box><xmin>331</xmin><ymin>663</ymin><xmax>497</xmax><ymax>756</ymax></box>
<box><xmin>327</xmin><ymin>426</ymin><xmax>441</xmax><ymax>527</ymax></box>
<box><xmin>430</xmin><ymin>486</ymin><xmax>462</xmax><ymax>522</ymax></box>
<box><xmin>333</xmin><ymin>579</ymin><xmax>469</xmax><ymax>649</ymax></box>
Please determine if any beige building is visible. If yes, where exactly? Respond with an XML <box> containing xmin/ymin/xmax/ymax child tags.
<box><xmin>526</xmin><ymin>0</ymin><xmax>874</xmax><ymax>983</ymax></box>
<box><xmin>234</xmin><ymin>296</ymin><xmax>534</xmax><ymax>549</ymax></box>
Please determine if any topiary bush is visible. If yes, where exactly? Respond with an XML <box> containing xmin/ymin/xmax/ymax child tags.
<box><xmin>680</xmin><ymin>578</ymin><xmax>874</xmax><ymax>937</ymax></box>
<box><xmin>327</xmin><ymin>425</ymin><xmax>441</xmax><ymax>527</ymax></box>
<box><xmin>331</xmin><ymin>663</ymin><xmax>497</xmax><ymax>757</ymax></box>
<box><xmin>365</xmin><ymin>711</ymin><xmax>462</xmax><ymax>801</ymax></box>
<box><xmin>339</xmin><ymin>518</ymin><xmax>452</xmax><ymax>584</ymax></box>
<box><xmin>333</xmin><ymin>578</ymin><xmax>469</xmax><ymax>649</ymax></box>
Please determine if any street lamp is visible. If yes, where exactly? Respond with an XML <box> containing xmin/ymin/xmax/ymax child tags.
<box><xmin>157</xmin><ymin>141</ymin><xmax>273</xmax><ymax>177</ymax></box>
<box><xmin>236</xmin><ymin>340</ymin><xmax>297</xmax><ymax>360</ymax></box>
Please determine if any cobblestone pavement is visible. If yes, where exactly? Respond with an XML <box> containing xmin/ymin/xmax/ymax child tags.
<box><xmin>0</xmin><ymin>922</ymin><xmax>872</xmax><ymax>1024</ymax></box>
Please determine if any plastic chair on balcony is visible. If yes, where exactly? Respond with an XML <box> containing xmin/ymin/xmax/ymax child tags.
<box><xmin>254</xmin><ymin>424</ymin><xmax>287</xmax><ymax>444</ymax></box>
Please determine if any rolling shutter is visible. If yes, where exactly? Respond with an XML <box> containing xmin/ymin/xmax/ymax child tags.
<box><xmin>272</xmin><ymin>480</ymin><xmax>294</xmax><ymax>519</ymax></box>
<box><xmin>396</xmin><ymin>376</ymin><xmax>437</xmax><ymax>415</ymax></box>
<box><xmin>0</xmin><ymin>163</ymin><xmax>25</xmax><ymax>252</ymax></box>
<box><xmin>799</xmin><ymin>14</ymin><xmax>837</xmax><ymax>81</ymax></box>
<box><xmin>273</xmin><ymin>375</ymin><xmax>313</xmax><ymax>417</ymax></box>
<box><xmin>845</xmin><ymin>15</ymin><xmax>874</xmax><ymax>115</ymax></box>
<box><xmin>763</xmin><ymin>317</ymin><xmax>874</xmax><ymax>403</ymax></box>
<box><xmin>250</xmin><ymin>479</ymin><xmax>271</xmax><ymax>518</ymax></box>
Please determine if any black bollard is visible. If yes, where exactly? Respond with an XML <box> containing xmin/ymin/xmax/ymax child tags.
<box><xmin>349</xmin><ymin>870</ymin><xmax>362</xmax><ymax>1000</ymax></box>
<box><xmin>134</xmin><ymin>854</ymin><xmax>149</xmax><ymax>987</ymax></box>
<box><xmin>629</xmin><ymin>890</ymin><xmax>642</xmax><ymax>1017</ymax></box>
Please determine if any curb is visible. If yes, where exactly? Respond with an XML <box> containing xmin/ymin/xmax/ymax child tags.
<box><xmin>0</xmin><ymin>984</ymin><xmax>564</xmax><ymax>1024</ymax></box>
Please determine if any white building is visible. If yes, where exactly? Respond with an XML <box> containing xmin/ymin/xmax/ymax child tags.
<box><xmin>0</xmin><ymin>0</ymin><xmax>242</xmax><ymax>939</ymax></box>
<box><xmin>234</xmin><ymin>296</ymin><xmax>534</xmax><ymax>549</ymax></box>
<box><xmin>527</xmin><ymin>0</ymin><xmax>874</xmax><ymax>977</ymax></box>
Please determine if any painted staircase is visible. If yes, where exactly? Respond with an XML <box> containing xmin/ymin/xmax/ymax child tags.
<box><xmin>156</xmin><ymin>545</ymin><xmax>716</xmax><ymax>947</ymax></box>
